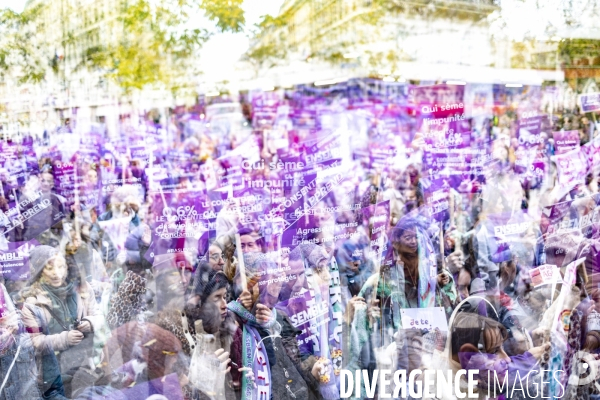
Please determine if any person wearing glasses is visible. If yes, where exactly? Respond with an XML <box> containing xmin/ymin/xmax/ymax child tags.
<box><xmin>207</xmin><ymin>242</ymin><xmax>226</xmax><ymax>272</ymax></box>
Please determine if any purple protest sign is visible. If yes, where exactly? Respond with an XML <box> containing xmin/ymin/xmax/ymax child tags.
<box><xmin>108</xmin><ymin>136</ymin><xmax>129</xmax><ymax>158</ymax></box>
<box><xmin>73</xmin><ymin>139</ymin><xmax>102</xmax><ymax>165</ymax></box>
<box><xmin>276</xmin><ymin>276</ymin><xmax>330</xmax><ymax>354</ymax></box>
<box><xmin>129</xmin><ymin>144</ymin><xmax>149</xmax><ymax>163</ymax></box>
<box><xmin>422</xmin><ymin>147</ymin><xmax>474</xmax><ymax>190</ymax></box>
<box><xmin>276</xmin><ymin>172</ymin><xmax>352</xmax><ymax>250</ymax></box>
<box><xmin>0</xmin><ymin>142</ymin><xmax>39</xmax><ymax>190</ymax></box>
<box><xmin>52</xmin><ymin>160</ymin><xmax>77</xmax><ymax>209</ymax></box>
<box><xmin>2</xmin><ymin>190</ymin><xmax>63</xmax><ymax>240</ymax></box>
<box><xmin>146</xmin><ymin>167</ymin><xmax>201</xmax><ymax>194</ymax></box>
<box><xmin>361</xmin><ymin>201</ymin><xmax>390</xmax><ymax>258</ymax></box>
<box><xmin>553</xmin><ymin>130</ymin><xmax>580</xmax><ymax>154</ymax></box>
<box><xmin>150</xmin><ymin>190</ymin><xmax>209</xmax><ymax>260</ymax></box>
<box><xmin>580</xmin><ymin>92</ymin><xmax>600</xmax><ymax>113</ymax></box>
<box><xmin>411</xmin><ymin>84</ymin><xmax>465</xmax><ymax>119</ymax></box>
<box><xmin>0</xmin><ymin>240</ymin><xmax>37</xmax><ymax>281</ymax></box>
<box><xmin>514</xmin><ymin>147</ymin><xmax>546</xmax><ymax>189</ymax></box>
<box><xmin>517</xmin><ymin>116</ymin><xmax>543</xmax><ymax>148</ymax></box>
<box><xmin>541</xmin><ymin>194</ymin><xmax>599</xmax><ymax>267</ymax></box>
<box><xmin>555</xmin><ymin>147</ymin><xmax>588</xmax><ymax>188</ymax></box>
<box><xmin>213</xmin><ymin>156</ymin><xmax>244</xmax><ymax>191</ymax></box>
<box><xmin>464</xmin><ymin>83</ymin><xmax>494</xmax><ymax>118</ymax></box>
<box><xmin>582</xmin><ymin>136</ymin><xmax>600</xmax><ymax>178</ymax></box>
<box><xmin>483</xmin><ymin>211</ymin><xmax>533</xmax><ymax>264</ymax></box>
<box><xmin>422</xmin><ymin>178</ymin><xmax>451</xmax><ymax>222</ymax></box>
<box><xmin>106</xmin><ymin>373</ymin><xmax>184</xmax><ymax>400</ymax></box>
<box><xmin>369</xmin><ymin>143</ymin><xmax>398</xmax><ymax>172</ymax></box>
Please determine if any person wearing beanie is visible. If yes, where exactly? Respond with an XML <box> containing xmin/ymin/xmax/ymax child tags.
<box><xmin>19</xmin><ymin>245</ymin><xmax>105</xmax><ymax>397</ymax></box>
<box><xmin>193</xmin><ymin>262</ymin><xmax>230</xmax><ymax>310</ymax></box>
<box><xmin>65</xmin><ymin>227</ymin><xmax>110</xmax><ymax>302</ymax></box>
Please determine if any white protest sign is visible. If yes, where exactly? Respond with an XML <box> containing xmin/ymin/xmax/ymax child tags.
<box><xmin>400</xmin><ymin>307</ymin><xmax>448</xmax><ymax>331</ymax></box>
<box><xmin>563</xmin><ymin>257</ymin><xmax>586</xmax><ymax>286</ymax></box>
<box><xmin>529</xmin><ymin>264</ymin><xmax>561</xmax><ymax>288</ymax></box>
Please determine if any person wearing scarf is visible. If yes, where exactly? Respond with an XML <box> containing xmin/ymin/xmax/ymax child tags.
<box><xmin>343</xmin><ymin>214</ymin><xmax>452</xmax><ymax>399</ymax></box>
<box><xmin>354</xmin><ymin>215</ymin><xmax>445</xmax><ymax>345</ymax></box>
<box><xmin>20</xmin><ymin>245</ymin><xmax>104</xmax><ymax>398</ymax></box>
<box><xmin>226</xmin><ymin>300</ymin><xmax>274</xmax><ymax>400</ymax></box>
<box><xmin>225</xmin><ymin>251</ymin><xmax>279</xmax><ymax>400</ymax></box>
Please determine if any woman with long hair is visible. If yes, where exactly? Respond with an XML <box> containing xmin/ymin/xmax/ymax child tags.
<box><xmin>20</xmin><ymin>245</ymin><xmax>104</xmax><ymax>398</ymax></box>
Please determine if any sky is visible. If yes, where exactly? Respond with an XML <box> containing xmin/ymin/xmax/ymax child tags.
<box><xmin>0</xmin><ymin>0</ymin><xmax>25</xmax><ymax>12</ymax></box>
<box><xmin>198</xmin><ymin>0</ymin><xmax>284</xmax><ymax>86</ymax></box>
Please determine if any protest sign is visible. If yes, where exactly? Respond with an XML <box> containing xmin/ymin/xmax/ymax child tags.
<box><xmin>400</xmin><ymin>307</ymin><xmax>448</xmax><ymax>331</ymax></box>
<box><xmin>529</xmin><ymin>264</ymin><xmax>561</xmax><ymax>287</ymax></box>
<box><xmin>0</xmin><ymin>240</ymin><xmax>36</xmax><ymax>281</ymax></box>
<box><xmin>580</xmin><ymin>92</ymin><xmax>600</xmax><ymax>113</ymax></box>
<box><xmin>553</xmin><ymin>130</ymin><xmax>580</xmax><ymax>154</ymax></box>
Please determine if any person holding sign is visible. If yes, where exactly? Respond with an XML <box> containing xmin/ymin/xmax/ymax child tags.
<box><xmin>225</xmin><ymin>250</ymin><xmax>276</xmax><ymax>400</ymax></box>
<box><xmin>19</xmin><ymin>245</ymin><xmax>104</xmax><ymax>398</ymax></box>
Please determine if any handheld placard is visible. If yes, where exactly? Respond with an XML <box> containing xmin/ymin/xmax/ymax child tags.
<box><xmin>235</xmin><ymin>233</ymin><xmax>247</xmax><ymax>290</ymax></box>
<box><xmin>449</xmin><ymin>189</ymin><xmax>455</xmax><ymax>227</ymax></box>
<box><xmin>439</xmin><ymin>227</ymin><xmax>445</xmax><ymax>270</ymax></box>
<box><xmin>121</xmin><ymin>156</ymin><xmax>126</xmax><ymax>183</ymax></box>
<box><xmin>73</xmin><ymin>165</ymin><xmax>81</xmax><ymax>240</ymax></box>
<box><xmin>12</xmin><ymin>189</ymin><xmax>23</xmax><ymax>229</ymax></box>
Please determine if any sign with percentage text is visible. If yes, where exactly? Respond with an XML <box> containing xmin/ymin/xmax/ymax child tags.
<box><xmin>150</xmin><ymin>190</ymin><xmax>209</xmax><ymax>259</ymax></box>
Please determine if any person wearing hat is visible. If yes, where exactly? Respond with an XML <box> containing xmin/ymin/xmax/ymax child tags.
<box><xmin>19</xmin><ymin>245</ymin><xmax>104</xmax><ymax>397</ymax></box>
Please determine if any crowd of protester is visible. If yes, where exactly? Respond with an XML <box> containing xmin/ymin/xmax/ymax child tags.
<box><xmin>0</xmin><ymin>80</ymin><xmax>599</xmax><ymax>400</ymax></box>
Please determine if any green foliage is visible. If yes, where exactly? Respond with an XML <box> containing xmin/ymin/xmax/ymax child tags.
<box><xmin>245</xmin><ymin>42</ymin><xmax>287</xmax><ymax>70</ymax></box>
<box><xmin>558</xmin><ymin>39</ymin><xmax>600</xmax><ymax>65</ymax></box>
<box><xmin>244</xmin><ymin>13</ymin><xmax>290</xmax><ymax>72</ymax></box>
<box><xmin>95</xmin><ymin>0</ymin><xmax>210</xmax><ymax>92</ymax></box>
<box><xmin>0</xmin><ymin>0</ymin><xmax>246</xmax><ymax>92</ymax></box>
<box><xmin>202</xmin><ymin>0</ymin><xmax>245</xmax><ymax>33</ymax></box>
<box><xmin>95</xmin><ymin>0</ymin><xmax>246</xmax><ymax>92</ymax></box>
<box><xmin>0</xmin><ymin>4</ymin><xmax>49</xmax><ymax>84</ymax></box>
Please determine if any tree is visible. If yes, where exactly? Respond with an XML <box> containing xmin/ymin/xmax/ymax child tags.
<box><xmin>0</xmin><ymin>4</ymin><xmax>49</xmax><ymax>84</ymax></box>
<box><xmin>201</xmin><ymin>0</ymin><xmax>245</xmax><ymax>33</ymax></box>
<box><xmin>0</xmin><ymin>0</ymin><xmax>246</xmax><ymax>93</ymax></box>
<box><xmin>558</xmin><ymin>39</ymin><xmax>600</xmax><ymax>66</ymax></box>
<box><xmin>85</xmin><ymin>0</ymin><xmax>246</xmax><ymax>93</ymax></box>
<box><xmin>244</xmin><ymin>14</ymin><xmax>289</xmax><ymax>73</ymax></box>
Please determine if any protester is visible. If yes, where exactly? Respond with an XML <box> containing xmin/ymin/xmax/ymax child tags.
<box><xmin>20</xmin><ymin>245</ymin><xmax>104</xmax><ymax>397</ymax></box>
<box><xmin>0</xmin><ymin>80</ymin><xmax>598</xmax><ymax>400</ymax></box>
